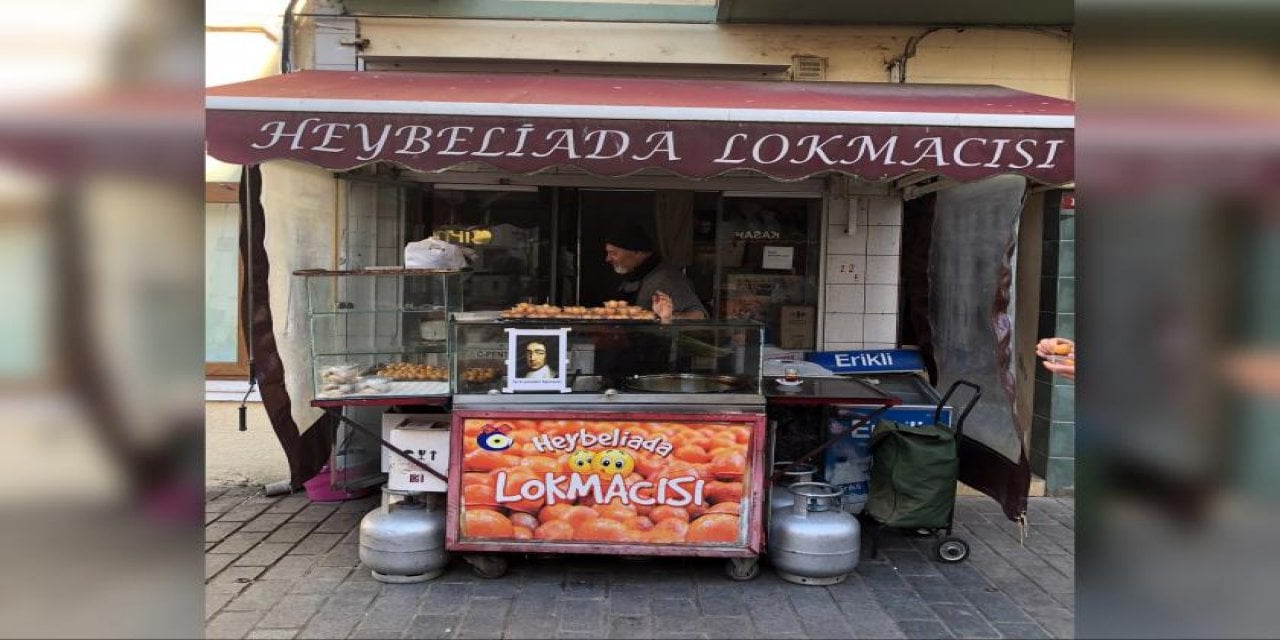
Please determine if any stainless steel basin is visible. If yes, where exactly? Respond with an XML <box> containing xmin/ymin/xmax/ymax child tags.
<box><xmin>623</xmin><ymin>374</ymin><xmax>742</xmax><ymax>394</ymax></box>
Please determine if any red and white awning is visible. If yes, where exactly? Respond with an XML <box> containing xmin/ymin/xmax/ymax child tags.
<box><xmin>206</xmin><ymin>70</ymin><xmax>1074</xmax><ymax>184</ymax></box>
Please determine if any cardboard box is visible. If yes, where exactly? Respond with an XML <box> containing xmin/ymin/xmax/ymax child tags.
<box><xmin>386</xmin><ymin>414</ymin><xmax>452</xmax><ymax>493</ymax></box>
<box><xmin>778</xmin><ymin>305</ymin><xmax>816</xmax><ymax>349</ymax></box>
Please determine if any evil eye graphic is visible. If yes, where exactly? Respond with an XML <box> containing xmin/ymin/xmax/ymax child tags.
<box><xmin>592</xmin><ymin>449</ymin><xmax>634</xmax><ymax>476</ymax></box>
<box><xmin>477</xmin><ymin>424</ymin><xmax>514</xmax><ymax>451</ymax></box>
<box><xmin>568</xmin><ymin>449</ymin><xmax>595</xmax><ymax>473</ymax></box>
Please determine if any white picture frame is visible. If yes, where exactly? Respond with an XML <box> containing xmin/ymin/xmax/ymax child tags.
<box><xmin>502</xmin><ymin>327</ymin><xmax>571</xmax><ymax>393</ymax></box>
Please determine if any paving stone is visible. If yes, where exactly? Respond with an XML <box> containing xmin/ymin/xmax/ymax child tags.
<box><xmin>205</xmin><ymin>609</ymin><xmax>265</xmax><ymax>639</ymax></box>
<box><xmin>260</xmin><ymin>555</ymin><xmax>319</xmax><ymax>581</ymax></box>
<box><xmin>787</xmin><ymin>589</ymin><xmax>855</xmax><ymax>638</ymax></box>
<box><xmin>883</xmin><ymin>548</ymin><xmax>945</xmax><ymax>577</ymax></box>
<box><xmin>1023</xmin><ymin>605</ymin><xmax>1074</xmax><ymax>639</ymax></box>
<box><xmin>208</xmin><ymin>566</ymin><xmax>267</xmax><ymax>594</ymax></box>
<box><xmin>898</xmin><ymin>619</ymin><xmax>955</xmax><ymax>639</ymax></box>
<box><xmin>963</xmin><ymin>589</ymin><xmax>1035</xmax><ymax>624</ymax></box>
<box><xmin>315</xmin><ymin>512</ymin><xmax>362</xmax><ymax>534</ymax></box>
<box><xmin>929</xmin><ymin>603</ymin><xmax>1001</xmax><ymax>639</ymax></box>
<box><xmin>992</xmin><ymin>621</ymin><xmax>1052</xmax><ymax>639</ymax></box>
<box><xmin>606</xmin><ymin>584</ymin><xmax>651</xmax><ymax>618</ymax></box>
<box><xmin>702</xmin><ymin>614</ymin><xmax>756</xmax><ymax>639</ymax></box>
<box><xmin>245</xmin><ymin>630</ymin><xmax>299</xmax><ymax>640</ymax></box>
<box><xmin>235</xmin><ymin>543</ymin><xmax>296</xmax><ymax>568</ymax></box>
<box><xmin>558</xmin><ymin>596</ymin><xmax>607</xmax><ymax>633</ymax></box>
<box><xmin>608</xmin><ymin>614</ymin><xmax>654</xmax><ymax>639</ymax></box>
<box><xmin>458</xmin><ymin>596</ymin><xmax>513</xmax><ymax>635</ymax></box>
<box><xmin>302</xmin><ymin>537</ymin><xmax>350</xmax><ymax>560</ymax></box>
<box><xmin>207</xmin><ymin>590</ymin><xmax>237</xmax><ymax>621</ymax></box>
<box><xmin>406</xmin><ymin>613</ymin><xmax>462</xmax><ymax>639</ymax></box>
<box><xmin>207</xmin><ymin>521</ymin><xmax>244</xmax><ymax>543</ymax></box>
<box><xmin>872</xmin><ymin>588</ymin><xmax>942</xmax><ymax>622</ymax></box>
<box><xmin>224</xmin><ymin>580</ymin><xmax>294</xmax><ymax>613</ymax></box>
<box><xmin>511</xmin><ymin>582</ymin><xmax>559</xmax><ymax>618</ymax></box>
<box><xmin>294</xmin><ymin>608</ymin><xmax>360</xmax><ymax>640</ymax></box>
<box><xmin>257</xmin><ymin>594</ymin><xmax>326</xmax><ymax>629</ymax></box>
<box><xmin>265</xmin><ymin>522</ymin><xmax>319</xmax><ymax>544</ymax></box>
<box><xmin>290</xmin><ymin>504</ymin><xmax>339</xmax><ymax>524</ymax></box>
<box><xmin>695</xmin><ymin>583</ymin><xmax>747</xmax><ymax>617</ymax></box>
<box><xmin>207</xmin><ymin>512</ymin><xmax>222</xmax><ymax>525</ymax></box>
<box><xmin>987</xmin><ymin>576</ymin><xmax>1062</xmax><ymax>610</ymax></box>
<box><xmin>857</xmin><ymin>561</ymin><xmax>910</xmax><ymax>590</ymax></box>
<box><xmin>562</xmin><ymin>569</ymin><xmax>610</xmax><ymax>599</ymax></box>
<box><xmin>207</xmin><ymin>553</ymin><xmax>239</xmax><ymax>581</ymax></box>
<box><xmin>207</xmin><ymin>497</ymin><xmax>246</xmax><ymax>514</ymax></box>
<box><xmin>652</xmin><ymin>597</ymin><xmax>702</xmax><ymax>634</ymax></box>
<box><xmin>744</xmin><ymin>594</ymin><xmax>803</xmax><ymax>635</ymax></box>
<box><xmin>212</xmin><ymin>531</ymin><xmax>271</xmax><ymax>555</ymax></box>
<box><xmin>222</xmin><ymin>503</ymin><xmax>272</xmax><ymax>522</ymax></box>
<box><xmin>904</xmin><ymin>574</ymin><xmax>967</xmax><ymax>604</ymax></box>
<box><xmin>651</xmin><ymin>632</ymin><xmax>710</xmax><ymax>639</ymax></box>
<box><xmin>266</xmin><ymin>495</ymin><xmax>311</xmax><ymax>514</ymax></box>
<box><xmin>240</xmin><ymin>513</ymin><xmax>291</xmax><ymax>533</ymax></box>
<box><xmin>422</xmin><ymin>582</ymin><xmax>475</xmax><ymax>615</ymax></box>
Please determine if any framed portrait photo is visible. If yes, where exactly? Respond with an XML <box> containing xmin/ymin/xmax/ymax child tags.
<box><xmin>503</xmin><ymin>327</ymin><xmax>571</xmax><ymax>393</ymax></box>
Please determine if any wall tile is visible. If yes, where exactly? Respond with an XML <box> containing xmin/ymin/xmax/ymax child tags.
<box><xmin>867</xmin><ymin>225</ymin><xmax>901</xmax><ymax>256</ymax></box>
<box><xmin>865</xmin><ymin>285</ymin><xmax>899</xmax><ymax>314</ymax></box>
<box><xmin>822</xmin><ymin>341</ymin><xmax>865</xmax><ymax>352</ymax></box>
<box><xmin>825</xmin><ymin>253</ymin><xmax>866</xmax><ymax>284</ymax></box>
<box><xmin>865</xmin><ymin>255</ymin><xmax>900</xmax><ymax>285</ymax></box>
<box><xmin>863</xmin><ymin>313</ymin><xmax>898</xmax><ymax>343</ymax></box>
<box><xmin>861</xmin><ymin>342</ymin><xmax>897</xmax><ymax>350</ymax></box>
<box><xmin>1046</xmin><ymin>457</ymin><xmax>1075</xmax><ymax>491</ymax></box>
<box><xmin>824</xmin><ymin>285</ymin><xmax>865</xmax><ymax>313</ymax></box>
<box><xmin>1049</xmin><ymin>421</ymin><xmax>1075</xmax><ymax>458</ymax></box>
<box><xmin>867</xmin><ymin>198</ymin><xmax>902</xmax><ymax>226</ymax></box>
<box><xmin>823</xmin><ymin>312</ymin><xmax>863</xmax><ymax>343</ymax></box>
<box><xmin>825</xmin><ymin>225</ymin><xmax>867</xmax><ymax>255</ymax></box>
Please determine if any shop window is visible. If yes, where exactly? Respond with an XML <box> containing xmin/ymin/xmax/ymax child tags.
<box><xmin>716</xmin><ymin>196</ymin><xmax>822</xmax><ymax>348</ymax></box>
<box><xmin>205</xmin><ymin>182</ymin><xmax>247</xmax><ymax>378</ymax></box>
<box><xmin>422</xmin><ymin>185</ymin><xmax>552</xmax><ymax>310</ymax></box>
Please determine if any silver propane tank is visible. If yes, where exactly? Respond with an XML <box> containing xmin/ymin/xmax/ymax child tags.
<box><xmin>768</xmin><ymin>461</ymin><xmax>817</xmax><ymax>515</ymax></box>
<box><xmin>767</xmin><ymin>482</ymin><xmax>861</xmax><ymax>585</ymax></box>
<box><xmin>359</xmin><ymin>490</ymin><xmax>449</xmax><ymax>583</ymax></box>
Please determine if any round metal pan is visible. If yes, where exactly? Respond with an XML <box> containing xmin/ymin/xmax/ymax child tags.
<box><xmin>623</xmin><ymin>373</ymin><xmax>742</xmax><ymax>394</ymax></box>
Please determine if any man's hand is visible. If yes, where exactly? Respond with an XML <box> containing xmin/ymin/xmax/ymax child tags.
<box><xmin>652</xmin><ymin>291</ymin><xmax>674</xmax><ymax>324</ymax></box>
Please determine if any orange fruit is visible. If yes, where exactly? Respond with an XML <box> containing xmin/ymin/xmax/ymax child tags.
<box><xmin>707</xmin><ymin>452</ymin><xmax>746</xmax><ymax>480</ymax></box>
<box><xmin>647</xmin><ymin>518</ymin><xmax>688</xmax><ymax>543</ymax></box>
<box><xmin>463</xmin><ymin>449</ymin><xmax>513</xmax><ymax>472</ymax></box>
<box><xmin>576</xmin><ymin>517</ymin><xmax>629</xmax><ymax>542</ymax></box>
<box><xmin>520</xmin><ymin>456</ymin><xmax>560</xmax><ymax>474</ymax></box>
<box><xmin>462</xmin><ymin>472</ymin><xmax>495</xmax><ymax>489</ymax></box>
<box><xmin>629</xmin><ymin>515</ymin><xmax>655</xmax><ymax>532</ymax></box>
<box><xmin>648</xmin><ymin>505</ymin><xmax>690</xmax><ymax>523</ymax></box>
<box><xmin>730</xmin><ymin>427</ymin><xmax>750</xmax><ymax>444</ymax></box>
<box><xmin>463</xmin><ymin>483</ymin><xmax>501</xmax><ymax>509</ymax></box>
<box><xmin>704</xmin><ymin>481</ymin><xmax>744</xmax><ymax>504</ymax></box>
<box><xmin>594</xmin><ymin>503</ymin><xmax>638</xmax><ymax>521</ymax></box>
<box><xmin>564</xmin><ymin>505</ymin><xmax>600</xmax><ymax>529</ymax></box>
<box><xmin>538</xmin><ymin>503</ymin><xmax>573</xmax><ymax>524</ymax></box>
<box><xmin>686</xmin><ymin>514</ymin><xmax>739</xmax><ymax>544</ymax></box>
<box><xmin>708</xmin><ymin>501</ymin><xmax>741</xmax><ymax>515</ymax></box>
<box><xmin>464</xmin><ymin>509</ymin><xmax>514</xmax><ymax>538</ymax></box>
<box><xmin>687</xmin><ymin>501</ymin><xmax>708</xmax><ymax>519</ymax></box>
<box><xmin>534</xmin><ymin>519</ymin><xmax>575</xmax><ymax>540</ymax></box>
<box><xmin>509</xmin><ymin>511</ymin><xmax>540</xmax><ymax>531</ymax></box>
<box><xmin>675</xmin><ymin>445</ymin><xmax>711</xmax><ymax>464</ymax></box>
<box><xmin>512</xmin><ymin>525</ymin><xmax>534</xmax><ymax>540</ymax></box>
<box><xmin>633</xmin><ymin>454</ymin><xmax>663</xmax><ymax>478</ymax></box>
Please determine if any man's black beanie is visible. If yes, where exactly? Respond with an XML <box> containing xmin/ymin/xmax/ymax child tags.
<box><xmin>605</xmin><ymin>224</ymin><xmax>654</xmax><ymax>253</ymax></box>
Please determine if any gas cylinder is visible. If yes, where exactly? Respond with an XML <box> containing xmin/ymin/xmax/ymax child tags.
<box><xmin>359</xmin><ymin>490</ymin><xmax>449</xmax><ymax>583</ymax></box>
<box><xmin>768</xmin><ymin>461</ymin><xmax>816</xmax><ymax>514</ymax></box>
<box><xmin>767</xmin><ymin>482</ymin><xmax>861</xmax><ymax>585</ymax></box>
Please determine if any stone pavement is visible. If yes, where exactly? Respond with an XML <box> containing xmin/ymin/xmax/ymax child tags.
<box><xmin>205</xmin><ymin>487</ymin><xmax>1074</xmax><ymax>639</ymax></box>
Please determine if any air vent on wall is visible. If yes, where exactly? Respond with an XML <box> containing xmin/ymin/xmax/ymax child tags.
<box><xmin>791</xmin><ymin>55</ymin><xmax>827</xmax><ymax>81</ymax></box>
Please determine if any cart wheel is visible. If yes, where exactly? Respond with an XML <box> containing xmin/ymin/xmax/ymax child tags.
<box><xmin>725</xmin><ymin>557</ymin><xmax>760</xmax><ymax>581</ymax></box>
<box><xmin>935</xmin><ymin>537</ymin><xmax>969</xmax><ymax>563</ymax></box>
<box><xmin>465</xmin><ymin>554</ymin><xmax>508</xmax><ymax>579</ymax></box>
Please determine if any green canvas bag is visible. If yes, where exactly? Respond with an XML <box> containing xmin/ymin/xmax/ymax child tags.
<box><xmin>866</xmin><ymin>419</ymin><xmax>959</xmax><ymax>529</ymax></box>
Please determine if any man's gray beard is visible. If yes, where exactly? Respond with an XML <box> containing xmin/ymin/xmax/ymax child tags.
<box><xmin>612</xmin><ymin>265</ymin><xmax>629</xmax><ymax>275</ymax></box>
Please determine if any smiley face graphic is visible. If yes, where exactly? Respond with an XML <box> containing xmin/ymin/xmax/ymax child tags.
<box><xmin>592</xmin><ymin>448</ymin><xmax>634</xmax><ymax>476</ymax></box>
<box><xmin>568</xmin><ymin>449</ymin><xmax>595</xmax><ymax>474</ymax></box>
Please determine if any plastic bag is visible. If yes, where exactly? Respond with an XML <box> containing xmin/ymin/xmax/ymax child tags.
<box><xmin>404</xmin><ymin>237</ymin><xmax>473</xmax><ymax>269</ymax></box>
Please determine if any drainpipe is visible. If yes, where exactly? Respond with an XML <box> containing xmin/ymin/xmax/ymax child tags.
<box><xmin>281</xmin><ymin>0</ymin><xmax>301</xmax><ymax>74</ymax></box>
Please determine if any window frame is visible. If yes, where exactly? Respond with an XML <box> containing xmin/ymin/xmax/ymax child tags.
<box><xmin>205</xmin><ymin>182</ymin><xmax>249</xmax><ymax>379</ymax></box>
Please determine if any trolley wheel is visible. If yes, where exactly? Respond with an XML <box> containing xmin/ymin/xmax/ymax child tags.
<box><xmin>935</xmin><ymin>537</ymin><xmax>969</xmax><ymax>563</ymax></box>
<box><xmin>725</xmin><ymin>557</ymin><xmax>760</xmax><ymax>581</ymax></box>
<box><xmin>464</xmin><ymin>554</ymin><xmax>508</xmax><ymax>579</ymax></box>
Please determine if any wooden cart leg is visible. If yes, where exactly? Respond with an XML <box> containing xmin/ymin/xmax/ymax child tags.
<box><xmin>464</xmin><ymin>554</ymin><xmax>508</xmax><ymax>579</ymax></box>
<box><xmin>725</xmin><ymin>556</ymin><xmax>760</xmax><ymax>581</ymax></box>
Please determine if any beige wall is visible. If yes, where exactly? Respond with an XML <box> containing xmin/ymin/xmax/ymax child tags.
<box><xmin>357</xmin><ymin>19</ymin><xmax>1073</xmax><ymax>99</ymax></box>
<box><xmin>206</xmin><ymin>402</ymin><xmax>290</xmax><ymax>485</ymax></box>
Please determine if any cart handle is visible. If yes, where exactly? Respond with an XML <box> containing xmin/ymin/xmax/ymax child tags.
<box><xmin>935</xmin><ymin>380</ymin><xmax>981</xmax><ymax>437</ymax></box>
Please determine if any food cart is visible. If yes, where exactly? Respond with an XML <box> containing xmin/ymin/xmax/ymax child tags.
<box><xmin>446</xmin><ymin>311</ymin><xmax>769</xmax><ymax>579</ymax></box>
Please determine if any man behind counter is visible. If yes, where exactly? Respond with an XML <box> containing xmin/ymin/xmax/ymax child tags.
<box><xmin>604</xmin><ymin>224</ymin><xmax>708</xmax><ymax>324</ymax></box>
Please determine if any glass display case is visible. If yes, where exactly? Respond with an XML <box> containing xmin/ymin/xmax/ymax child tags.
<box><xmin>451</xmin><ymin>315</ymin><xmax>765</xmax><ymax>406</ymax></box>
<box><xmin>295</xmin><ymin>268</ymin><xmax>466</xmax><ymax>403</ymax></box>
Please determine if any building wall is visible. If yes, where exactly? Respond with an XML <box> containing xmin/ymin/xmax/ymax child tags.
<box><xmin>352</xmin><ymin>20</ymin><xmax>1073</xmax><ymax>99</ymax></box>
<box><xmin>206</xmin><ymin>402</ymin><xmax>290</xmax><ymax>486</ymax></box>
